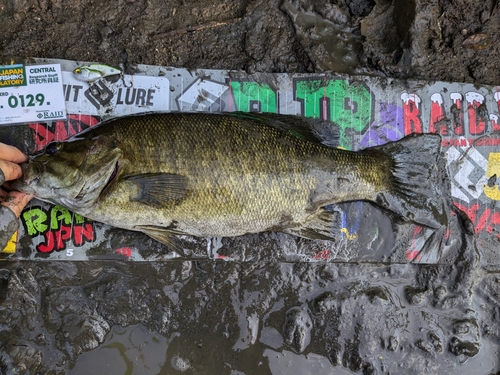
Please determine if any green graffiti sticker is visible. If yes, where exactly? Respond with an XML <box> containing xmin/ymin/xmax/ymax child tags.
<box><xmin>294</xmin><ymin>78</ymin><xmax>373</xmax><ymax>148</ymax></box>
<box><xmin>231</xmin><ymin>81</ymin><xmax>277</xmax><ymax>113</ymax></box>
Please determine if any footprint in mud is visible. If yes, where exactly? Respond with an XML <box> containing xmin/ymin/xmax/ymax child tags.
<box><xmin>415</xmin><ymin>331</ymin><xmax>444</xmax><ymax>354</ymax></box>
<box><xmin>448</xmin><ymin>336</ymin><xmax>480</xmax><ymax>358</ymax></box>
<box><xmin>449</xmin><ymin>318</ymin><xmax>481</xmax><ymax>360</ymax></box>
<box><xmin>282</xmin><ymin>306</ymin><xmax>312</xmax><ymax>353</ymax></box>
<box><xmin>384</xmin><ymin>335</ymin><xmax>399</xmax><ymax>352</ymax></box>
<box><xmin>404</xmin><ymin>285</ymin><xmax>430</xmax><ymax>305</ymax></box>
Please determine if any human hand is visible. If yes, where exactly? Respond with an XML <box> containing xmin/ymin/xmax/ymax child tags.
<box><xmin>0</xmin><ymin>143</ymin><xmax>34</xmax><ymax>218</ymax></box>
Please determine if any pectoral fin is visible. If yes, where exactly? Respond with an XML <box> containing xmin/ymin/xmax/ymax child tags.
<box><xmin>136</xmin><ymin>224</ymin><xmax>185</xmax><ymax>256</ymax></box>
<box><xmin>125</xmin><ymin>173</ymin><xmax>188</xmax><ymax>207</ymax></box>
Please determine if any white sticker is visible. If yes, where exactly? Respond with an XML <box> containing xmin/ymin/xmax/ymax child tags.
<box><xmin>62</xmin><ymin>72</ymin><xmax>170</xmax><ymax>118</ymax></box>
<box><xmin>0</xmin><ymin>64</ymin><xmax>67</xmax><ymax>125</ymax></box>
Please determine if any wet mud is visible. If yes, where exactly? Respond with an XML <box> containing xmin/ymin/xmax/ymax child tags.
<box><xmin>2</xmin><ymin>0</ymin><xmax>500</xmax><ymax>83</ymax></box>
<box><xmin>1</xmin><ymin>0</ymin><xmax>500</xmax><ymax>373</ymax></box>
<box><xmin>0</xmin><ymin>238</ymin><xmax>493</xmax><ymax>374</ymax></box>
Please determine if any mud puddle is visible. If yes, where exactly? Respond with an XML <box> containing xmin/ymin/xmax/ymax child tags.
<box><xmin>72</xmin><ymin>263</ymin><xmax>497</xmax><ymax>375</ymax></box>
<box><xmin>68</xmin><ymin>325</ymin><xmax>170</xmax><ymax>374</ymax></box>
<box><xmin>2</xmin><ymin>230</ymin><xmax>499</xmax><ymax>374</ymax></box>
<box><xmin>63</xmin><ymin>259</ymin><xmax>499</xmax><ymax>374</ymax></box>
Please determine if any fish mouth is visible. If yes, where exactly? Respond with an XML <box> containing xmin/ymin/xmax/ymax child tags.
<box><xmin>10</xmin><ymin>162</ymin><xmax>40</xmax><ymax>193</ymax></box>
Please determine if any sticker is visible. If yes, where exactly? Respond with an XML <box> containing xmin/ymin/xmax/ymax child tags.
<box><xmin>484</xmin><ymin>152</ymin><xmax>500</xmax><ymax>200</ymax></box>
<box><xmin>62</xmin><ymin>72</ymin><xmax>169</xmax><ymax>118</ymax></box>
<box><xmin>0</xmin><ymin>64</ymin><xmax>67</xmax><ymax>125</ymax></box>
<box><xmin>0</xmin><ymin>64</ymin><xmax>27</xmax><ymax>88</ymax></box>
<box><xmin>1</xmin><ymin>231</ymin><xmax>18</xmax><ymax>254</ymax></box>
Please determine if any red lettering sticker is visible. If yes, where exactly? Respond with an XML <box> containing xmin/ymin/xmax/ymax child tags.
<box><xmin>406</xmin><ymin>226</ymin><xmax>423</xmax><ymax>261</ymax></box>
<box><xmin>401</xmin><ymin>93</ymin><xmax>422</xmax><ymax>135</ymax></box>
<box><xmin>115</xmin><ymin>247</ymin><xmax>132</xmax><ymax>257</ymax></box>
<box><xmin>313</xmin><ymin>246</ymin><xmax>331</xmax><ymax>260</ymax></box>
<box><xmin>450</xmin><ymin>93</ymin><xmax>464</xmax><ymax>135</ymax></box>
<box><xmin>490</xmin><ymin>114</ymin><xmax>500</xmax><ymax>132</ymax></box>
<box><xmin>466</xmin><ymin>92</ymin><xmax>486</xmax><ymax>135</ymax></box>
<box><xmin>22</xmin><ymin>205</ymin><xmax>95</xmax><ymax>253</ymax></box>
<box><xmin>429</xmin><ymin>93</ymin><xmax>447</xmax><ymax>135</ymax></box>
<box><xmin>30</xmin><ymin>114</ymin><xmax>100</xmax><ymax>151</ymax></box>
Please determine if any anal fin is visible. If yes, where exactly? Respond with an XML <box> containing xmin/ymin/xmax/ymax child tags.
<box><xmin>282</xmin><ymin>209</ymin><xmax>340</xmax><ymax>241</ymax></box>
<box><xmin>136</xmin><ymin>224</ymin><xmax>185</xmax><ymax>256</ymax></box>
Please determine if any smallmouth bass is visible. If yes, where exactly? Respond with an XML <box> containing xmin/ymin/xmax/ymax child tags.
<box><xmin>15</xmin><ymin>112</ymin><xmax>448</xmax><ymax>253</ymax></box>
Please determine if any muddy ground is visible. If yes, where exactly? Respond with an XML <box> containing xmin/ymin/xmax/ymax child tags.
<box><xmin>1</xmin><ymin>0</ymin><xmax>500</xmax><ymax>374</ymax></box>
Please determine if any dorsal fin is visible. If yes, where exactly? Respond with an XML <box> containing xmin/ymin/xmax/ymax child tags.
<box><xmin>228</xmin><ymin>112</ymin><xmax>339</xmax><ymax>146</ymax></box>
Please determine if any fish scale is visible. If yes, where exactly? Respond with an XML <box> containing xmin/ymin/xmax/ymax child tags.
<box><xmin>97</xmin><ymin>114</ymin><xmax>322</xmax><ymax>233</ymax></box>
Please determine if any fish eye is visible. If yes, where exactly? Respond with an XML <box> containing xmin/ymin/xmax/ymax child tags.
<box><xmin>45</xmin><ymin>142</ymin><xmax>61</xmax><ymax>155</ymax></box>
<box><xmin>74</xmin><ymin>68</ymin><xmax>81</xmax><ymax>74</ymax></box>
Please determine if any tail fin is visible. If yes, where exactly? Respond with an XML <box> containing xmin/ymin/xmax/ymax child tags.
<box><xmin>372</xmin><ymin>134</ymin><xmax>450</xmax><ymax>229</ymax></box>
